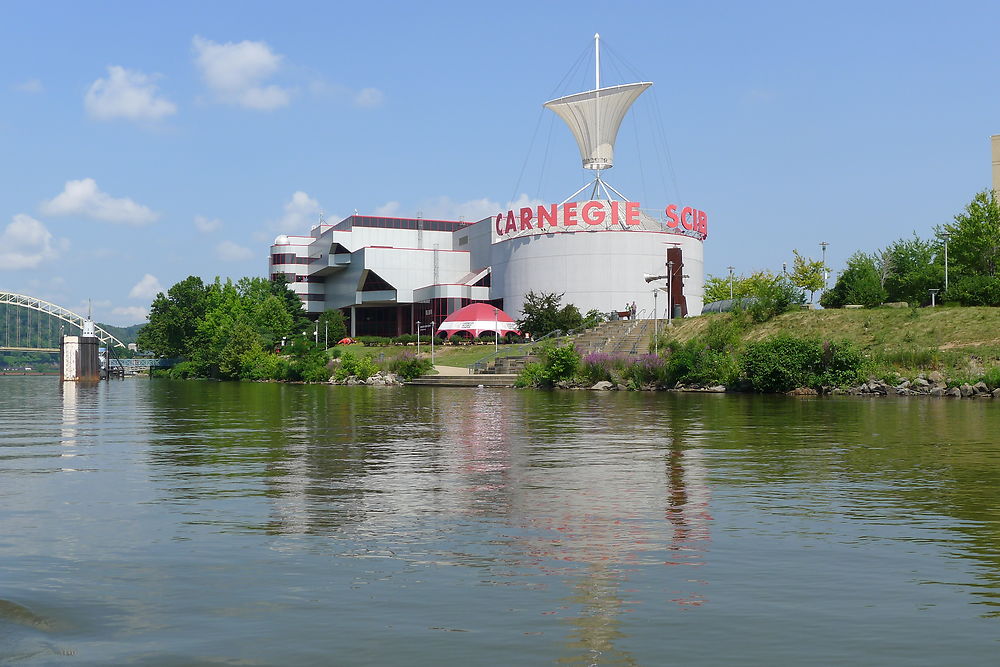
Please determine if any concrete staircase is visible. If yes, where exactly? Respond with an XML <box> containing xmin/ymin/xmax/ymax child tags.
<box><xmin>478</xmin><ymin>355</ymin><xmax>537</xmax><ymax>375</ymax></box>
<box><xmin>461</xmin><ymin>318</ymin><xmax>660</xmax><ymax>380</ymax></box>
<box><xmin>569</xmin><ymin>319</ymin><xmax>656</xmax><ymax>357</ymax></box>
<box><xmin>407</xmin><ymin>374</ymin><xmax>519</xmax><ymax>387</ymax></box>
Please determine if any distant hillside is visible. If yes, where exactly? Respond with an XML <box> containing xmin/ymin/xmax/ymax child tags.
<box><xmin>97</xmin><ymin>322</ymin><xmax>145</xmax><ymax>345</ymax></box>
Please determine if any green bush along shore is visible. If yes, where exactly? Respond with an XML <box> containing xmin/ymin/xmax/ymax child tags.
<box><xmin>516</xmin><ymin>306</ymin><xmax>1000</xmax><ymax>394</ymax></box>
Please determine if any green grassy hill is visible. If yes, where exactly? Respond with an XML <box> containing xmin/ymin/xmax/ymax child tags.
<box><xmin>664</xmin><ymin>307</ymin><xmax>1000</xmax><ymax>379</ymax></box>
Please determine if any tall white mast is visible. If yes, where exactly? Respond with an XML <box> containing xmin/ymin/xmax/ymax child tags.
<box><xmin>595</xmin><ymin>32</ymin><xmax>600</xmax><ymax>89</ymax></box>
<box><xmin>594</xmin><ymin>33</ymin><xmax>601</xmax><ymax>197</ymax></box>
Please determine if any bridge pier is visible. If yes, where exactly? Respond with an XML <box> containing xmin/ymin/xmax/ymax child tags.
<box><xmin>60</xmin><ymin>335</ymin><xmax>100</xmax><ymax>382</ymax></box>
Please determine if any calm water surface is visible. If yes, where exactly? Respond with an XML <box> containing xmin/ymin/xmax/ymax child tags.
<box><xmin>2</xmin><ymin>376</ymin><xmax>1000</xmax><ymax>665</ymax></box>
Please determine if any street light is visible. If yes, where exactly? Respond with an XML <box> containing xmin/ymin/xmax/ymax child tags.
<box><xmin>644</xmin><ymin>272</ymin><xmax>670</xmax><ymax>354</ymax></box>
<box><xmin>652</xmin><ymin>288</ymin><xmax>660</xmax><ymax>354</ymax></box>
<box><xmin>929</xmin><ymin>288</ymin><xmax>940</xmax><ymax>308</ymax></box>
<box><xmin>493</xmin><ymin>307</ymin><xmax>499</xmax><ymax>353</ymax></box>
<box><xmin>819</xmin><ymin>241</ymin><xmax>830</xmax><ymax>289</ymax></box>
<box><xmin>416</xmin><ymin>320</ymin><xmax>421</xmax><ymax>358</ymax></box>
<box><xmin>940</xmin><ymin>231</ymin><xmax>951</xmax><ymax>293</ymax></box>
<box><xmin>727</xmin><ymin>265</ymin><xmax>735</xmax><ymax>300</ymax></box>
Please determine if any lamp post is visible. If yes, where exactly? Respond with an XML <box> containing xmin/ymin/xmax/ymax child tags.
<box><xmin>430</xmin><ymin>321</ymin><xmax>435</xmax><ymax>366</ymax></box>
<box><xmin>416</xmin><ymin>320</ymin><xmax>421</xmax><ymax>358</ymax></box>
<box><xmin>493</xmin><ymin>308</ymin><xmax>499</xmax><ymax>353</ymax></box>
<box><xmin>727</xmin><ymin>265</ymin><xmax>735</xmax><ymax>300</ymax></box>
<box><xmin>314</xmin><ymin>325</ymin><xmax>318</xmax><ymax>346</ymax></box>
<box><xmin>940</xmin><ymin>231</ymin><xmax>951</xmax><ymax>293</ymax></box>
<box><xmin>666</xmin><ymin>260</ymin><xmax>674</xmax><ymax>327</ymax></box>
<box><xmin>782</xmin><ymin>262</ymin><xmax>787</xmax><ymax>276</ymax></box>
<box><xmin>652</xmin><ymin>288</ymin><xmax>659</xmax><ymax>355</ymax></box>
<box><xmin>644</xmin><ymin>271</ymin><xmax>671</xmax><ymax>354</ymax></box>
<box><xmin>929</xmin><ymin>289</ymin><xmax>939</xmax><ymax>308</ymax></box>
<box><xmin>819</xmin><ymin>241</ymin><xmax>830</xmax><ymax>289</ymax></box>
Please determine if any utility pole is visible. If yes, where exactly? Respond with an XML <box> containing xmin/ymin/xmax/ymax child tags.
<box><xmin>727</xmin><ymin>265</ymin><xmax>735</xmax><ymax>300</ymax></box>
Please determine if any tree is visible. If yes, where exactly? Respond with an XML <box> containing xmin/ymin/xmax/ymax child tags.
<box><xmin>704</xmin><ymin>270</ymin><xmax>792</xmax><ymax>304</ymax></box>
<box><xmin>136</xmin><ymin>276</ymin><xmax>209</xmax><ymax>358</ymax></box>
<box><xmin>820</xmin><ymin>252</ymin><xmax>886</xmax><ymax>308</ymax></box>
<box><xmin>317</xmin><ymin>309</ymin><xmax>348</xmax><ymax>346</ymax></box>
<box><xmin>790</xmin><ymin>250</ymin><xmax>825</xmax><ymax>303</ymax></box>
<box><xmin>518</xmin><ymin>291</ymin><xmax>565</xmax><ymax>337</ymax></box>
<box><xmin>882</xmin><ymin>235</ymin><xmax>941</xmax><ymax>306</ymax></box>
<box><xmin>938</xmin><ymin>189</ymin><xmax>1000</xmax><ymax>278</ymax></box>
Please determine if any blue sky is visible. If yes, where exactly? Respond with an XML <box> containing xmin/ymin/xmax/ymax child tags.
<box><xmin>2</xmin><ymin>0</ymin><xmax>999</xmax><ymax>324</ymax></box>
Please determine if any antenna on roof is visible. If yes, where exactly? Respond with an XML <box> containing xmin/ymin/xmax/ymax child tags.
<box><xmin>319</xmin><ymin>209</ymin><xmax>326</xmax><ymax>225</ymax></box>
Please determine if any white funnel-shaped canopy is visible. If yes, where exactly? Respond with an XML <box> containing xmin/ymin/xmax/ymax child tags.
<box><xmin>544</xmin><ymin>82</ymin><xmax>651</xmax><ymax>170</ymax></box>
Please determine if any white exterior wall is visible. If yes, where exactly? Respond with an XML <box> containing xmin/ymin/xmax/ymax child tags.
<box><xmin>489</xmin><ymin>228</ymin><xmax>704</xmax><ymax>318</ymax></box>
<box><xmin>270</xmin><ymin>214</ymin><xmax>705</xmax><ymax>322</ymax></box>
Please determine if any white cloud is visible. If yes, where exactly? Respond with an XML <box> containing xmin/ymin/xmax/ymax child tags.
<box><xmin>194</xmin><ymin>215</ymin><xmax>223</xmax><ymax>233</ymax></box>
<box><xmin>111</xmin><ymin>306</ymin><xmax>149</xmax><ymax>323</ymax></box>
<box><xmin>373</xmin><ymin>201</ymin><xmax>400</xmax><ymax>216</ymax></box>
<box><xmin>271</xmin><ymin>190</ymin><xmax>322</xmax><ymax>232</ymax></box>
<box><xmin>310</xmin><ymin>80</ymin><xmax>386</xmax><ymax>109</ymax></box>
<box><xmin>41</xmin><ymin>178</ymin><xmax>159</xmax><ymax>225</ymax></box>
<box><xmin>216</xmin><ymin>240</ymin><xmax>253</xmax><ymax>261</ymax></box>
<box><xmin>354</xmin><ymin>87</ymin><xmax>385</xmax><ymax>108</ymax></box>
<box><xmin>84</xmin><ymin>66</ymin><xmax>177</xmax><ymax>122</ymax></box>
<box><xmin>193</xmin><ymin>35</ymin><xmax>291</xmax><ymax>110</ymax></box>
<box><xmin>0</xmin><ymin>214</ymin><xmax>67</xmax><ymax>270</ymax></box>
<box><xmin>14</xmin><ymin>78</ymin><xmax>43</xmax><ymax>94</ymax></box>
<box><xmin>128</xmin><ymin>273</ymin><xmax>164</xmax><ymax>299</ymax></box>
<box><xmin>417</xmin><ymin>193</ymin><xmax>544</xmax><ymax>222</ymax></box>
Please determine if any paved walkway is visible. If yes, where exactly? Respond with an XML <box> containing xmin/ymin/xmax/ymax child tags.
<box><xmin>433</xmin><ymin>365</ymin><xmax>471</xmax><ymax>376</ymax></box>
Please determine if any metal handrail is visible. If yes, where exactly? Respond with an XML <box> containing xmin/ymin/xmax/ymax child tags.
<box><xmin>468</xmin><ymin>329</ymin><xmax>564</xmax><ymax>374</ymax></box>
<box><xmin>467</xmin><ymin>317</ymin><xmax>616</xmax><ymax>373</ymax></box>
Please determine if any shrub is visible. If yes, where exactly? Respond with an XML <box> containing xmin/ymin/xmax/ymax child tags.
<box><xmin>622</xmin><ymin>354</ymin><xmax>666</xmax><ymax>387</ymax></box>
<box><xmin>167</xmin><ymin>360</ymin><xmax>202</xmax><ymax>379</ymax></box>
<box><xmin>663</xmin><ymin>340</ymin><xmax>738</xmax><ymax>387</ymax></box>
<box><xmin>983</xmin><ymin>366</ymin><xmax>1000</xmax><ymax>389</ymax></box>
<box><xmin>578</xmin><ymin>352</ymin><xmax>625</xmax><ymax>384</ymax></box>
<box><xmin>740</xmin><ymin>335</ymin><xmax>823</xmax><ymax>392</ymax></box>
<box><xmin>740</xmin><ymin>335</ymin><xmax>866</xmax><ymax>392</ymax></box>
<box><xmin>746</xmin><ymin>276</ymin><xmax>804</xmax><ymax>322</ymax></box>
<box><xmin>514</xmin><ymin>362</ymin><xmax>546</xmax><ymax>388</ymax></box>
<box><xmin>515</xmin><ymin>343</ymin><xmax>580</xmax><ymax>387</ymax></box>
<box><xmin>356</xmin><ymin>336</ymin><xmax>392</xmax><ymax>347</ymax></box>
<box><xmin>942</xmin><ymin>275</ymin><xmax>1000</xmax><ymax>306</ymax></box>
<box><xmin>240</xmin><ymin>347</ymin><xmax>288</xmax><ymax>380</ymax></box>
<box><xmin>387</xmin><ymin>353</ymin><xmax>433</xmax><ymax>380</ymax></box>
<box><xmin>816</xmin><ymin>340</ymin><xmax>867</xmax><ymax>388</ymax></box>
<box><xmin>335</xmin><ymin>350</ymin><xmax>380</xmax><ymax>381</ymax></box>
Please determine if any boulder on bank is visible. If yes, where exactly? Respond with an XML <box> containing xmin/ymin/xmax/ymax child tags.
<box><xmin>590</xmin><ymin>381</ymin><xmax>614</xmax><ymax>391</ymax></box>
<box><xmin>330</xmin><ymin>371</ymin><xmax>403</xmax><ymax>386</ymax></box>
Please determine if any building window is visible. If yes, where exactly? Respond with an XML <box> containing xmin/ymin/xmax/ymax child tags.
<box><xmin>458</xmin><ymin>236</ymin><xmax>468</xmax><ymax>246</ymax></box>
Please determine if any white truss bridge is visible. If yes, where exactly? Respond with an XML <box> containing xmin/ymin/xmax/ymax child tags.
<box><xmin>0</xmin><ymin>291</ymin><xmax>126</xmax><ymax>351</ymax></box>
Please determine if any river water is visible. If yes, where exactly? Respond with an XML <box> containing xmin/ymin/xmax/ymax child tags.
<box><xmin>2</xmin><ymin>376</ymin><xmax>1000</xmax><ymax>665</ymax></box>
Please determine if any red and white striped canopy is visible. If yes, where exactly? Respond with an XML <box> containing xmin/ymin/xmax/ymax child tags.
<box><xmin>438</xmin><ymin>303</ymin><xmax>520</xmax><ymax>339</ymax></box>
